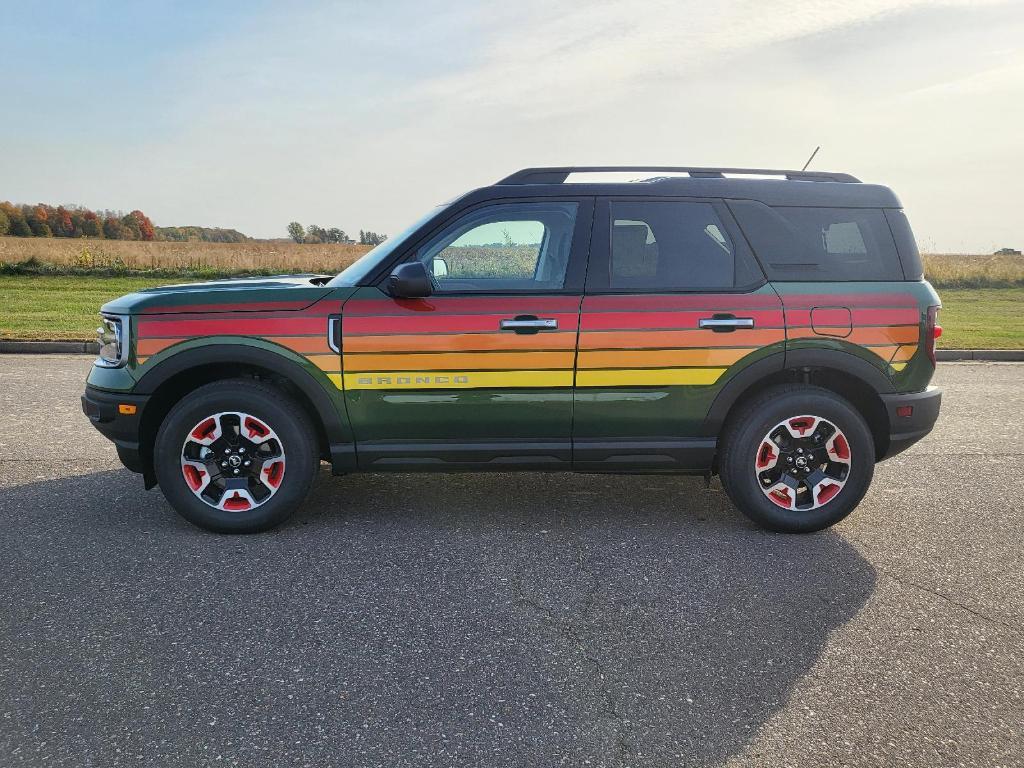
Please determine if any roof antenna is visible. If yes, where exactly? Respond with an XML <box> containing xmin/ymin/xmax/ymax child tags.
<box><xmin>801</xmin><ymin>146</ymin><xmax>820</xmax><ymax>171</ymax></box>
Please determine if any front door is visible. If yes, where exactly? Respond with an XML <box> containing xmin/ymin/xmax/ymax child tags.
<box><xmin>341</xmin><ymin>199</ymin><xmax>593</xmax><ymax>470</ymax></box>
<box><xmin>573</xmin><ymin>197</ymin><xmax>785</xmax><ymax>470</ymax></box>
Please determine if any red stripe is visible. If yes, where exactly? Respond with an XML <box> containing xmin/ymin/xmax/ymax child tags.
<box><xmin>580</xmin><ymin>309</ymin><xmax>784</xmax><ymax>331</ymax></box>
<box><xmin>139</xmin><ymin>308</ymin><xmax>338</xmax><ymax>323</ymax></box>
<box><xmin>807</xmin><ymin>308</ymin><xmax>850</xmax><ymax>327</ymax></box>
<box><xmin>344</xmin><ymin>312</ymin><xmax>580</xmax><ymax>335</ymax></box>
<box><xmin>138</xmin><ymin>316</ymin><xmax>327</xmax><ymax>338</ymax></box>
<box><xmin>584</xmin><ymin>294</ymin><xmax>782</xmax><ymax>311</ymax></box>
<box><xmin>141</xmin><ymin>299</ymin><xmax>321</xmax><ymax>315</ymax></box>
<box><xmin>781</xmin><ymin>293</ymin><xmax>917</xmax><ymax>309</ymax></box>
<box><xmin>342</xmin><ymin>296</ymin><xmax>581</xmax><ymax>316</ymax></box>
<box><xmin>785</xmin><ymin>308</ymin><xmax>919</xmax><ymax>326</ymax></box>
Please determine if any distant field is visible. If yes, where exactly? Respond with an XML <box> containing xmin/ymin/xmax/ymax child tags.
<box><xmin>0</xmin><ymin>235</ymin><xmax>370</xmax><ymax>275</ymax></box>
<box><xmin>921</xmin><ymin>253</ymin><xmax>1024</xmax><ymax>288</ymax></box>
<box><xmin>2</xmin><ymin>236</ymin><xmax>1023</xmax><ymax>287</ymax></box>
<box><xmin>1</xmin><ymin>276</ymin><xmax>1019</xmax><ymax>349</ymax></box>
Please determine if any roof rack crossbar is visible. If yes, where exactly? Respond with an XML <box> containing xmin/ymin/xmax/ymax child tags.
<box><xmin>496</xmin><ymin>166</ymin><xmax>861</xmax><ymax>185</ymax></box>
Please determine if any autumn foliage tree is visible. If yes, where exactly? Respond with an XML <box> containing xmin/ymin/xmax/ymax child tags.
<box><xmin>0</xmin><ymin>201</ymin><xmax>159</xmax><ymax>241</ymax></box>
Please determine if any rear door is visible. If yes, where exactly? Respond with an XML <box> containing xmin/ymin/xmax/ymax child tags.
<box><xmin>573</xmin><ymin>197</ymin><xmax>785</xmax><ymax>470</ymax></box>
<box><xmin>341</xmin><ymin>198</ymin><xmax>593</xmax><ymax>470</ymax></box>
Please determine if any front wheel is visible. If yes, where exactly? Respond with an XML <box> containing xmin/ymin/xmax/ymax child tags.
<box><xmin>719</xmin><ymin>384</ymin><xmax>875</xmax><ymax>533</ymax></box>
<box><xmin>153</xmin><ymin>379</ymin><xmax>317</xmax><ymax>533</ymax></box>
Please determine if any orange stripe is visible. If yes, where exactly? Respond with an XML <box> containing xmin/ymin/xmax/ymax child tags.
<box><xmin>344</xmin><ymin>331</ymin><xmax>579</xmax><ymax>353</ymax></box>
<box><xmin>306</xmin><ymin>354</ymin><xmax>342</xmax><ymax>373</ymax></box>
<box><xmin>892</xmin><ymin>344</ymin><xmax>918</xmax><ymax>362</ymax></box>
<box><xmin>137</xmin><ymin>337</ymin><xmax>183</xmax><ymax>356</ymax></box>
<box><xmin>344</xmin><ymin>350</ymin><xmax>575</xmax><ymax>372</ymax></box>
<box><xmin>578</xmin><ymin>348</ymin><xmax>752</xmax><ymax>369</ymax></box>
<box><xmin>579</xmin><ymin>328</ymin><xmax>784</xmax><ymax>350</ymax></box>
<box><xmin>788</xmin><ymin>326</ymin><xmax>919</xmax><ymax>345</ymax></box>
<box><xmin>867</xmin><ymin>345</ymin><xmax>899</xmax><ymax>362</ymax></box>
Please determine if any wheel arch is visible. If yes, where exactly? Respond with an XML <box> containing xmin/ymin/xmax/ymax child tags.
<box><xmin>703</xmin><ymin>349</ymin><xmax>894</xmax><ymax>461</ymax></box>
<box><xmin>134</xmin><ymin>344</ymin><xmax>354</xmax><ymax>486</ymax></box>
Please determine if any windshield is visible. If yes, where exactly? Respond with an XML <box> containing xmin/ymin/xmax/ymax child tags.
<box><xmin>327</xmin><ymin>206</ymin><xmax>444</xmax><ymax>287</ymax></box>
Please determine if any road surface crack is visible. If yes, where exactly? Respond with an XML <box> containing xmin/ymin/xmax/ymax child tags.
<box><xmin>879</xmin><ymin>567</ymin><xmax>1021</xmax><ymax>636</ymax></box>
<box><xmin>516</xmin><ymin>540</ymin><xmax>634</xmax><ymax>766</ymax></box>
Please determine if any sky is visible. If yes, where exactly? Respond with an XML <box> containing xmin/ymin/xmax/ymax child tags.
<box><xmin>1</xmin><ymin>0</ymin><xmax>1022</xmax><ymax>252</ymax></box>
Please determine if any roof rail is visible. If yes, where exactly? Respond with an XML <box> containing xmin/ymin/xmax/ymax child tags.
<box><xmin>496</xmin><ymin>166</ymin><xmax>861</xmax><ymax>185</ymax></box>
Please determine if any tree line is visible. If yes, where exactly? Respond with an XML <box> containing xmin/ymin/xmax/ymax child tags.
<box><xmin>287</xmin><ymin>222</ymin><xmax>387</xmax><ymax>246</ymax></box>
<box><xmin>0</xmin><ymin>201</ymin><xmax>156</xmax><ymax>241</ymax></box>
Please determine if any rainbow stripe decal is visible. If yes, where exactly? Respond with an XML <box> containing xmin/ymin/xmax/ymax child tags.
<box><xmin>781</xmin><ymin>293</ymin><xmax>921</xmax><ymax>373</ymax></box>
<box><xmin>134</xmin><ymin>299</ymin><xmax>339</xmax><ymax>384</ymax></box>
<box><xmin>341</xmin><ymin>297</ymin><xmax>578</xmax><ymax>390</ymax></box>
<box><xmin>132</xmin><ymin>291</ymin><xmax>923</xmax><ymax>392</ymax></box>
<box><xmin>341</xmin><ymin>294</ymin><xmax>786</xmax><ymax>390</ymax></box>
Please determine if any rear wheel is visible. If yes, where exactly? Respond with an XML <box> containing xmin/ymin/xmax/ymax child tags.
<box><xmin>154</xmin><ymin>379</ymin><xmax>317</xmax><ymax>533</ymax></box>
<box><xmin>719</xmin><ymin>384</ymin><xmax>875</xmax><ymax>533</ymax></box>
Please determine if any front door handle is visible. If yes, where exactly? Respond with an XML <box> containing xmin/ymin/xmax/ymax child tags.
<box><xmin>699</xmin><ymin>315</ymin><xmax>755</xmax><ymax>332</ymax></box>
<box><xmin>500</xmin><ymin>316</ymin><xmax>558</xmax><ymax>334</ymax></box>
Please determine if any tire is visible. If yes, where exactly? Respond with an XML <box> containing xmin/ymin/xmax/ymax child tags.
<box><xmin>719</xmin><ymin>384</ymin><xmax>875</xmax><ymax>533</ymax></box>
<box><xmin>153</xmin><ymin>379</ymin><xmax>317</xmax><ymax>533</ymax></box>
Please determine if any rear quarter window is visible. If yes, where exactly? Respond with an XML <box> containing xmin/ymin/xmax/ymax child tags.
<box><xmin>727</xmin><ymin>201</ymin><xmax>905</xmax><ymax>281</ymax></box>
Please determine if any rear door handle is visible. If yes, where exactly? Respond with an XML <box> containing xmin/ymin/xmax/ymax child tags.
<box><xmin>500</xmin><ymin>316</ymin><xmax>558</xmax><ymax>334</ymax></box>
<box><xmin>699</xmin><ymin>315</ymin><xmax>755</xmax><ymax>332</ymax></box>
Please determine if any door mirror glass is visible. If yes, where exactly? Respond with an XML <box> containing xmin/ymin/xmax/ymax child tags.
<box><xmin>431</xmin><ymin>257</ymin><xmax>449</xmax><ymax>278</ymax></box>
<box><xmin>386</xmin><ymin>262</ymin><xmax>433</xmax><ymax>298</ymax></box>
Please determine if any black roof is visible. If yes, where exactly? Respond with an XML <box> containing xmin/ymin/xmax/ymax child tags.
<box><xmin>470</xmin><ymin>166</ymin><xmax>902</xmax><ymax>208</ymax></box>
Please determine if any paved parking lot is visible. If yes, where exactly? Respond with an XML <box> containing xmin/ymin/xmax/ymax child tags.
<box><xmin>1</xmin><ymin>356</ymin><xmax>1021</xmax><ymax>767</ymax></box>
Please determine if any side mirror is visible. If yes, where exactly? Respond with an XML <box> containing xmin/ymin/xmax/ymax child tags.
<box><xmin>432</xmin><ymin>257</ymin><xmax>449</xmax><ymax>278</ymax></box>
<box><xmin>386</xmin><ymin>261</ymin><xmax>433</xmax><ymax>298</ymax></box>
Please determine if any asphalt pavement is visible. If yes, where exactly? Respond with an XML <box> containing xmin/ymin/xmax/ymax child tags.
<box><xmin>0</xmin><ymin>356</ymin><xmax>1021</xmax><ymax>767</ymax></box>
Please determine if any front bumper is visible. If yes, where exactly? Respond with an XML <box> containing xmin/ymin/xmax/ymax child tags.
<box><xmin>878</xmin><ymin>386</ymin><xmax>942</xmax><ymax>460</ymax></box>
<box><xmin>82</xmin><ymin>386</ymin><xmax>150</xmax><ymax>475</ymax></box>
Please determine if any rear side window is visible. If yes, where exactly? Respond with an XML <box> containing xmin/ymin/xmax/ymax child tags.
<box><xmin>608</xmin><ymin>201</ymin><xmax>751</xmax><ymax>290</ymax></box>
<box><xmin>728</xmin><ymin>201</ymin><xmax>904</xmax><ymax>281</ymax></box>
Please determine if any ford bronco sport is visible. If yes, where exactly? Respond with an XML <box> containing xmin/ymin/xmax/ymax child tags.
<box><xmin>82</xmin><ymin>166</ymin><xmax>942</xmax><ymax>534</ymax></box>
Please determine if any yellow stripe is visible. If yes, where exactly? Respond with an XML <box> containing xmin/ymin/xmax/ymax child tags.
<box><xmin>890</xmin><ymin>362</ymin><xmax>908</xmax><ymax>372</ymax></box>
<box><xmin>343</xmin><ymin>370</ymin><xmax>573</xmax><ymax>390</ymax></box>
<box><xmin>576</xmin><ymin>368</ymin><xmax>726</xmax><ymax>387</ymax></box>
<box><xmin>326</xmin><ymin>373</ymin><xmax>343</xmax><ymax>389</ymax></box>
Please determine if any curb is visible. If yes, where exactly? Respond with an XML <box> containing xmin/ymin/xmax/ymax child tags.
<box><xmin>936</xmin><ymin>349</ymin><xmax>1024</xmax><ymax>362</ymax></box>
<box><xmin>0</xmin><ymin>341</ymin><xmax>99</xmax><ymax>354</ymax></box>
<box><xmin>1</xmin><ymin>341</ymin><xmax>1022</xmax><ymax>361</ymax></box>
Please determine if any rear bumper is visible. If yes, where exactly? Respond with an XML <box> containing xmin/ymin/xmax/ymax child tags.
<box><xmin>878</xmin><ymin>386</ymin><xmax>942</xmax><ymax>460</ymax></box>
<box><xmin>82</xmin><ymin>386</ymin><xmax>150</xmax><ymax>474</ymax></box>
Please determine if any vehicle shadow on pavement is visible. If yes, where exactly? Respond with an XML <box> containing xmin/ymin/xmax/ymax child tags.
<box><xmin>1</xmin><ymin>468</ymin><xmax>877</xmax><ymax>768</ymax></box>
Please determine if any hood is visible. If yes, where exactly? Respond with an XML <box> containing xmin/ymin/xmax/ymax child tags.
<box><xmin>100</xmin><ymin>274</ymin><xmax>341</xmax><ymax>315</ymax></box>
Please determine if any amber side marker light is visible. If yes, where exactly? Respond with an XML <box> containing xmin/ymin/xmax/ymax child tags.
<box><xmin>118</xmin><ymin>404</ymin><xmax>138</xmax><ymax>415</ymax></box>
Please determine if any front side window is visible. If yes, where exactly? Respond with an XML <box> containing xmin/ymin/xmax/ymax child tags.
<box><xmin>609</xmin><ymin>201</ymin><xmax>736</xmax><ymax>290</ymax></box>
<box><xmin>415</xmin><ymin>202</ymin><xmax>578</xmax><ymax>292</ymax></box>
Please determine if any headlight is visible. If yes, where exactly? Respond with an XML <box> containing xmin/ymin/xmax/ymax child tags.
<box><xmin>95</xmin><ymin>315</ymin><xmax>129</xmax><ymax>367</ymax></box>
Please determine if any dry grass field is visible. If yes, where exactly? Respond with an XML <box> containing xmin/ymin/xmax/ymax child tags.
<box><xmin>2</xmin><ymin>236</ymin><xmax>1022</xmax><ymax>288</ymax></box>
<box><xmin>921</xmin><ymin>253</ymin><xmax>1024</xmax><ymax>288</ymax></box>
<box><xmin>0</xmin><ymin>236</ymin><xmax>371</xmax><ymax>275</ymax></box>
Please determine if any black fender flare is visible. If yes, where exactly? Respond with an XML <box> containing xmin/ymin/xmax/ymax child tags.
<box><xmin>699</xmin><ymin>348</ymin><xmax>895</xmax><ymax>437</ymax></box>
<box><xmin>134</xmin><ymin>344</ymin><xmax>355</xmax><ymax>472</ymax></box>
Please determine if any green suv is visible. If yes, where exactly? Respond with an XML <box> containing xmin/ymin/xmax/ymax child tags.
<box><xmin>82</xmin><ymin>166</ymin><xmax>942</xmax><ymax>534</ymax></box>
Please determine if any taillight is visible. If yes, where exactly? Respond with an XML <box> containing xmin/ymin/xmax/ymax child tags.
<box><xmin>925</xmin><ymin>305</ymin><xmax>941</xmax><ymax>366</ymax></box>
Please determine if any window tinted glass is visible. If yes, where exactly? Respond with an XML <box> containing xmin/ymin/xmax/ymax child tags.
<box><xmin>417</xmin><ymin>202</ymin><xmax>577</xmax><ymax>292</ymax></box>
<box><xmin>609</xmin><ymin>201</ymin><xmax>735</xmax><ymax>290</ymax></box>
<box><xmin>728</xmin><ymin>201</ymin><xmax>903</xmax><ymax>281</ymax></box>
